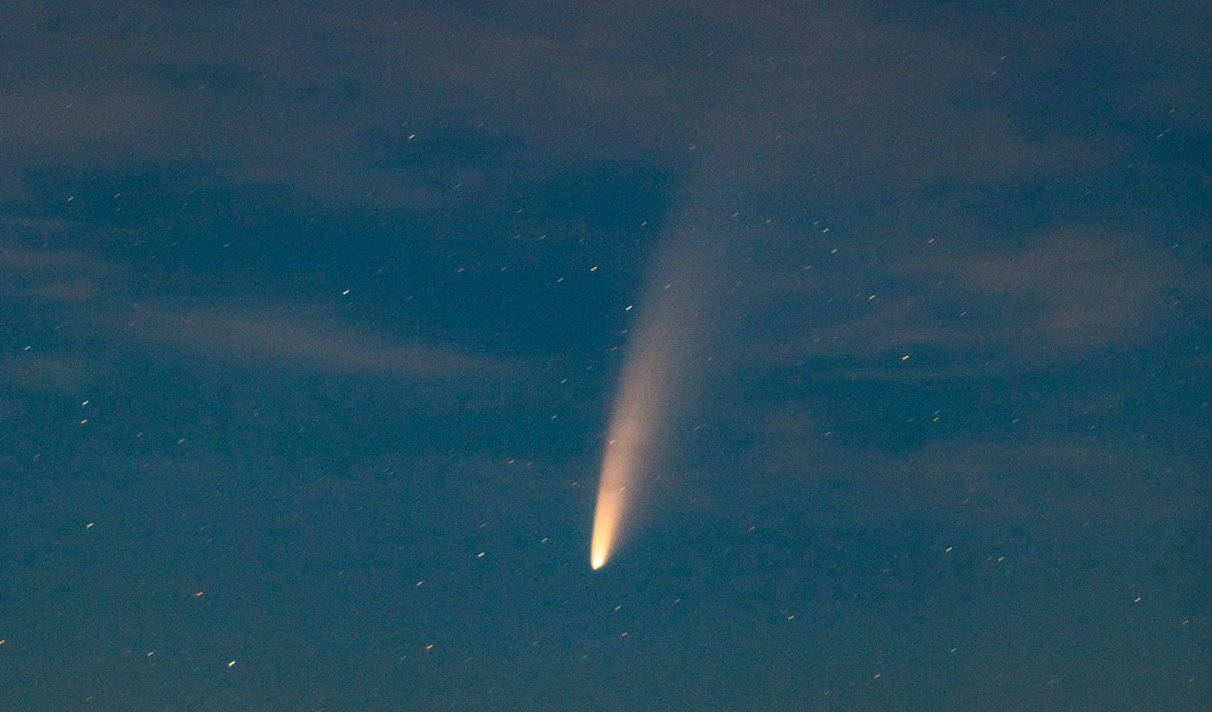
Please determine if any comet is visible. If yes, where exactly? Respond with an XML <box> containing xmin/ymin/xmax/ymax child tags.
<box><xmin>589</xmin><ymin>347</ymin><xmax>670</xmax><ymax>570</ymax></box>
<box><xmin>589</xmin><ymin>203</ymin><xmax>730</xmax><ymax>570</ymax></box>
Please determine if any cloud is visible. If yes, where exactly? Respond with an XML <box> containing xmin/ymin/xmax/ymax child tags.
<box><xmin>0</xmin><ymin>243</ymin><xmax>102</xmax><ymax>275</ymax></box>
<box><xmin>0</xmin><ymin>353</ymin><xmax>91</xmax><ymax>393</ymax></box>
<box><xmin>886</xmin><ymin>439</ymin><xmax>1207</xmax><ymax>526</ymax></box>
<box><xmin>737</xmin><ymin>230</ymin><xmax>1207</xmax><ymax>374</ymax></box>
<box><xmin>2</xmin><ymin>0</ymin><xmax>1197</xmax><ymax>220</ymax></box>
<box><xmin>2</xmin><ymin>1</ymin><xmax>1205</xmax><ymax>532</ymax></box>
<box><xmin>698</xmin><ymin>398</ymin><xmax>1207</xmax><ymax>531</ymax></box>
<box><xmin>124</xmin><ymin>306</ymin><xmax>520</xmax><ymax>381</ymax></box>
<box><xmin>957</xmin><ymin>234</ymin><xmax>1189</xmax><ymax>351</ymax></box>
<box><xmin>1</xmin><ymin>236</ymin><xmax>528</xmax><ymax>390</ymax></box>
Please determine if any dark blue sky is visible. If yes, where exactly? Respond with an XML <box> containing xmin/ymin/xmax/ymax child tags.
<box><xmin>1</xmin><ymin>2</ymin><xmax>1209</xmax><ymax>710</ymax></box>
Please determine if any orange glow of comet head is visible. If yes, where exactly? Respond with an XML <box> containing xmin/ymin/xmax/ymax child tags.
<box><xmin>590</xmin><ymin>382</ymin><xmax>655</xmax><ymax>570</ymax></box>
<box><xmin>589</xmin><ymin>485</ymin><xmax>619</xmax><ymax>570</ymax></box>
<box><xmin>590</xmin><ymin>430</ymin><xmax>635</xmax><ymax>571</ymax></box>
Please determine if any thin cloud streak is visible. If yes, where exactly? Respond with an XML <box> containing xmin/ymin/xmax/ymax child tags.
<box><xmin>125</xmin><ymin>306</ymin><xmax>520</xmax><ymax>381</ymax></box>
<box><xmin>2</xmin><ymin>237</ymin><xmax>528</xmax><ymax>388</ymax></box>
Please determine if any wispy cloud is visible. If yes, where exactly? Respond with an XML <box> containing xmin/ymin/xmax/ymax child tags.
<box><xmin>739</xmin><ymin>230</ymin><xmax>1207</xmax><ymax>374</ymax></box>
<box><xmin>2</xmin><ymin>237</ymin><xmax>529</xmax><ymax>390</ymax></box>
<box><xmin>2</xmin><ymin>1</ymin><xmax>1198</xmax><ymax>219</ymax></box>
<box><xmin>124</xmin><ymin>306</ymin><xmax>519</xmax><ymax>381</ymax></box>
<box><xmin>0</xmin><ymin>353</ymin><xmax>91</xmax><ymax>393</ymax></box>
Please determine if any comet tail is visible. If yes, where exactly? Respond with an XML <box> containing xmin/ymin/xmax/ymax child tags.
<box><xmin>589</xmin><ymin>203</ymin><xmax>726</xmax><ymax>570</ymax></box>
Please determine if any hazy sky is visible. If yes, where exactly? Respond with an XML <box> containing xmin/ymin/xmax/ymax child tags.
<box><xmin>2</xmin><ymin>2</ymin><xmax>1209</xmax><ymax>710</ymax></box>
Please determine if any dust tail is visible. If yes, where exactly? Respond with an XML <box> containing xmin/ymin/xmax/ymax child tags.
<box><xmin>589</xmin><ymin>189</ymin><xmax>742</xmax><ymax>569</ymax></box>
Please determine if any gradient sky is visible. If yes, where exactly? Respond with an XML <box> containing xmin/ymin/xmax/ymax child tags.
<box><xmin>1</xmin><ymin>2</ymin><xmax>1209</xmax><ymax>710</ymax></box>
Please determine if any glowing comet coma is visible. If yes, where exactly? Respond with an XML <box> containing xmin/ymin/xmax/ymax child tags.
<box><xmin>589</xmin><ymin>417</ymin><xmax>638</xmax><ymax>570</ymax></box>
<box><xmin>589</xmin><ymin>483</ymin><xmax>620</xmax><ymax>570</ymax></box>
<box><xmin>590</xmin><ymin>339</ymin><xmax>673</xmax><ymax>570</ymax></box>
<box><xmin>591</xmin><ymin>409</ymin><xmax>651</xmax><ymax>569</ymax></box>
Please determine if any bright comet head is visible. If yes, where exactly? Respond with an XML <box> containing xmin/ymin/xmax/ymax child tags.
<box><xmin>590</xmin><ymin>478</ymin><xmax>624</xmax><ymax>570</ymax></box>
<box><xmin>590</xmin><ymin>399</ymin><xmax>649</xmax><ymax>570</ymax></box>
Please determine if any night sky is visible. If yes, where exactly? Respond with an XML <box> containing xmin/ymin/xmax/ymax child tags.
<box><xmin>2</xmin><ymin>2</ymin><xmax>1210</xmax><ymax>710</ymax></box>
